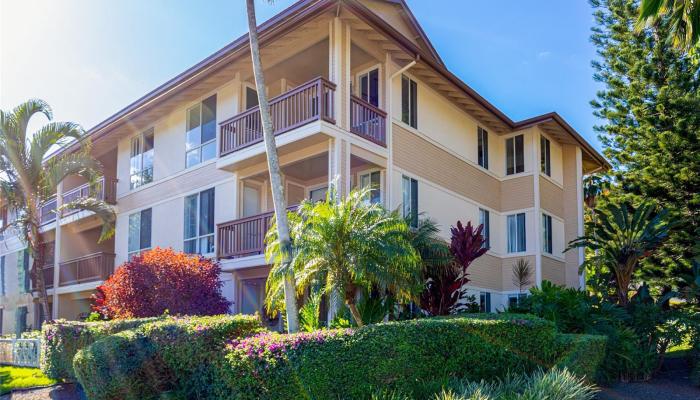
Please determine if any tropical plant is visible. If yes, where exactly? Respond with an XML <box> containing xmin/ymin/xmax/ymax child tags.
<box><xmin>512</xmin><ymin>258</ymin><xmax>532</xmax><ymax>294</ymax></box>
<box><xmin>298</xmin><ymin>292</ymin><xmax>323</xmax><ymax>332</ymax></box>
<box><xmin>265</xmin><ymin>185</ymin><xmax>421</xmax><ymax>327</ymax></box>
<box><xmin>449</xmin><ymin>220</ymin><xmax>487</xmax><ymax>305</ymax></box>
<box><xmin>92</xmin><ymin>247</ymin><xmax>230</xmax><ymax>319</ymax></box>
<box><xmin>245</xmin><ymin>0</ymin><xmax>299</xmax><ymax>333</ymax></box>
<box><xmin>0</xmin><ymin>99</ymin><xmax>115</xmax><ymax>318</ymax></box>
<box><xmin>637</xmin><ymin>0</ymin><xmax>700</xmax><ymax>50</ymax></box>
<box><xmin>567</xmin><ymin>202</ymin><xmax>675</xmax><ymax>306</ymax></box>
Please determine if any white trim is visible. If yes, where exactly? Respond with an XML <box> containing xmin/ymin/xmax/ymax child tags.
<box><xmin>533</xmin><ymin>132</ymin><xmax>542</xmax><ymax>287</ymax></box>
<box><xmin>576</xmin><ymin>147</ymin><xmax>585</xmax><ymax>289</ymax></box>
<box><xmin>354</xmin><ymin>63</ymin><xmax>383</xmax><ymax>107</ymax></box>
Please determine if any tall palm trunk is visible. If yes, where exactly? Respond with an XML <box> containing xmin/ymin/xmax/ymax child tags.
<box><xmin>246</xmin><ymin>0</ymin><xmax>299</xmax><ymax>333</ymax></box>
<box><xmin>28</xmin><ymin>215</ymin><xmax>50</xmax><ymax>321</ymax></box>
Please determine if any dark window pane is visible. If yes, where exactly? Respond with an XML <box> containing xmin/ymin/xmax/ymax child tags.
<box><xmin>140</xmin><ymin>208</ymin><xmax>152</xmax><ymax>250</ymax></box>
<box><xmin>246</xmin><ymin>87</ymin><xmax>259</xmax><ymax>109</ymax></box>
<box><xmin>184</xmin><ymin>239</ymin><xmax>197</xmax><ymax>254</ymax></box>
<box><xmin>184</xmin><ymin>195</ymin><xmax>197</xmax><ymax>240</ymax></box>
<box><xmin>515</xmin><ymin>135</ymin><xmax>524</xmax><ymax>174</ymax></box>
<box><xmin>200</xmin><ymin>188</ymin><xmax>215</xmax><ymax>236</ymax></box>
<box><xmin>517</xmin><ymin>213</ymin><xmax>526</xmax><ymax>252</ymax></box>
<box><xmin>410</xmin><ymin>79</ymin><xmax>418</xmax><ymax>128</ymax></box>
<box><xmin>369</xmin><ymin>69</ymin><xmax>379</xmax><ymax>106</ymax></box>
<box><xmin>410</xmin><ymin>178</ymin><xmax>418</xmax><ymax>228</ymax></box>
<box><xmin>360</xmin><ymin>74</ymin><xmax>369</xmax><ymax>103</ymax></box>
<box><xmin>506</xmin><ymin>137</ymin><xmax>514</xmax><ymax>175</ymax></box>
<box><xmin>401</xmin><ymin>76</ymin><xmax>410</xmax><ymax>125</ymax></box>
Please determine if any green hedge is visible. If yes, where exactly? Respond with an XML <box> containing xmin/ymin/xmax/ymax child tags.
<box><xmin>553</xmin><ymin>333</ymin><xmax>607</xmax><ymax>382</ymax></box>
<box><xmin>73</xmin><ymin>314</ymin><xmax>263</xmax><ymax>400</ymax></box>
<box><xmin>215</xmin><ymin>314</ymin><xmax>562</xmax><ymax>399</ymax></box>
<box><xmin>41</xmin><ymin>317</ymin><xmax>160</xmax><ymax>380</ymax></box>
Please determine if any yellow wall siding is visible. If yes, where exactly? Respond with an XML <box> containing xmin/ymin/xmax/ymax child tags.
<box><xmin>541</xmin><ymin>256</ymin><xmax>566</xmax><ymax>286</ymax></box>
<box><xmin>540</xmin><ymin>176</ymin><xmax>564</xmax><ymax>217</ymax></box>
<box><xmin>501</xmin><ymin>176</ymin><xmax>534</xmax><ymax>212</ymax></box>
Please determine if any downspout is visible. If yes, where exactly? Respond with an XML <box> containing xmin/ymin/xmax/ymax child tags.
<box><xmin>387</xmin><ymin>56</ymin><xmax>418</xmax><ymax>207</ymax></box>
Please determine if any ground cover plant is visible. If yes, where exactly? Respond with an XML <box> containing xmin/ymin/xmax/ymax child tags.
<box><xmin>0</xmin><ymin>366</ymin><xmax>57</xmax><ymax>395</ymax></box>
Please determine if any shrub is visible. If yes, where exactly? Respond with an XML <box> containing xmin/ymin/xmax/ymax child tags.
<box><xmin>94</xmin><ymin>247</ymin><xmax>230</xmax><ymax>319</ymax></box>
<box><xmin>553</xmin><ymin>334</ymin><xmax>607</xmax><ymax>381</ymax></box>
<box><xmin>41</xmin><ymin>317</ymin><xmax>159</xmax><ymax>380</ymax></box>
<box><xmin>73</xmin><ymin>314</ymin><xmax>263</xmax><ymax>400</ymax></box>
<box><xmin>213</xmin><ymin>314</ymin><xmax>569</xmax><ymax>399</ymax></box>
<box><xmin>435</xmin><ymin>368</ymin><xmax>598</xmax><ymax>400</ymax></box>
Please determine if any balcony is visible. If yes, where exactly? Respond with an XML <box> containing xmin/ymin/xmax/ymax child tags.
<box><xmin>217</xmin><ymin>206</ymin><xmax>298</xmax><ymax>259</ymax></box>
<box><xmin>58</xmin><ymin>252</ymin><xmax>115</xmax><ymax>286</ymax></box>
<box><xmin>62</xmin><ymin>177</ymin><xmax>117</xmax><ymax>214</ymax></box>
<box><xmin>350</xmin><ymin>95</ymin><xmax>387</xmax><ymax>147</ymax></box>
<box><xmin>220</xmin><ymin>77</ymin><xmax>336</xmax><ymax>157</ymax></box>
<box><xmin>39</xmin><ymin>197</ymin><xmax>57</xmax><ymax>225</ymax></box>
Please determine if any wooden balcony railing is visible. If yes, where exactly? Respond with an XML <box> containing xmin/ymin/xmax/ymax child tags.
<box><xmin>39</xmin><ymin>197</ymin><xmax>57</xmax><ymax>225</ymax></box>
<box><xmin>217</xmin><ymin>206</ymin><xmax>299</xmax><ymax>259</ymax></box>
<box><xmin>62</xmin><ymin>177</ymin><xmax>117</xmax><ymax>215</ymax></box>
<box><xmin>58</xmin><ymin>252</ymin><xmax>115</xmax><ymax>286</ymax></box>
<box><xmin>220</xmin><ymin>77</ymin><xmax>336</xmax><ymax>156</ymax></box>
<box><xmin>350</xmin><ymin>95</ymin><xmax>387</xmax><ymax>147</ymax></box>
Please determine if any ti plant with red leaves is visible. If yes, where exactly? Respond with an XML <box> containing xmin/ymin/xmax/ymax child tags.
<box><xmin>449</xmin><ymin>220</ymin><xmax>488</xmax><ymax>309</ymax></box>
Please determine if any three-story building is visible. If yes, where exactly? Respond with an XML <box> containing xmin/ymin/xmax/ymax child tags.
<box><xmin>0</xmin><ymin>0</ymin><xmax>608</xmax><ymax>334</ymax></box>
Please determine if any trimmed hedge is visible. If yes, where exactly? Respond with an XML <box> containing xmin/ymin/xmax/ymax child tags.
<box><xmin>215</xmin><ymin>314</ymin><xmax>562</xmax><ymax>399</ymax></box>
<box><xmin>553</xmin><ymin>333</ymin><xmax>608</xmax><ymax>382</ymax></box>
<box><xmin>41</xmin><ymin>317</ymin><xmax>160</xmax><ymax>380</ymax></box>
<box><xmin>73</xmin><ymin>314</ymin><xmax>263</xmax><ymax>400</ymax></box>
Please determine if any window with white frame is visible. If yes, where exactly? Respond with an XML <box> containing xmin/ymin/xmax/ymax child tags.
<box><xmin>479</xmin><ymin>208</ymin><xmax>490</xmax><ymax>249</ymax></box>
<box><xmin>401</xmin><ymin>75</ymin><xmax>418</xmax><ymax>129</ymax></box>
<box><xmin>542</xmin><ymin>213</ymin><xmax>553</xmax><ymax>254</ymax></box>
<box><xmin>479</xmin><ymin>292</ymin><xmax>491</xmax><ymax>313</ymax></box>
<box><xmin>184</xmin><ymin>188</ymin><xmax>215</xmax><ymax>255</ymax></box>
<box><xmin>245</xmin><ymin>86</ymin><xmax>259</xmax><ymax>110</ymax></box>
<box><xmin>478</xmin><ymin>127</ymin><xmax>489</xmax><ymax>169</ymax></box>
<box><xmin>402</xmin><ymin>176</ymin><xmax>418</xmax><ymax>228</ymax></box>
<box><xmin>186</xmin><ymin>95</ymin><xmax>217</xmax><ymax>168</ymax></box>
<box><xmin>507</xmin><ymin>213</ymin><xmax>526</xmax><ymax>253</ymax></box>
<box><xmin>508</xmin><ymin>293</ymin><xmax>528</xmax><ymax>308</ymax></box>
<box><xmin>128</xmin><ymin>208</ymin><xmax>152</xmax><ymax>258</ymax></box>
<box><xmin>359</xmin><ymin>170</ymin><xmax>381</xmax><ymax>204</ymax></box>
<box><xmin>130</xmin><ymin>128</ymin><xmax>154</xmax><ymax>189</ymax></box>
<box><xmin>358</xmin><ymin>68</ymin><xmax>379</xmax><ymax>107</ymax></box>
<box><xmin>540</xmin><ymin>136</ymin><xmax>551</xmax><ymax>176</ymax></box>
<box><xmin>506</xmin><ymin>134</ymin><xmax>525</xmax><ymax>175</ymax></box>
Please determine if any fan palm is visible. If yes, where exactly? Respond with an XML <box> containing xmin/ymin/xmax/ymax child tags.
<box><xmin>245</xmin><ymin>0</ymin><xmax>299</xmax><ymax>332</ymax></box>
<box><xmin>0</xmin><ymin>100</ymin><xmax>116</xmax><ymax>319</ymax></box>
<box><xmin>638</xmin><ymin>0</ymin><xmax>700</xmax><ymax>50</ymax></box>
<box><xmin>566</xmin><ymin>202</ymin><xmax>675</xmax><ymax>306</ymax></box>
<box><xmin>265</xmin><ymin>185</ymin><xmax>421</xmax><ymax>327</ymax></box>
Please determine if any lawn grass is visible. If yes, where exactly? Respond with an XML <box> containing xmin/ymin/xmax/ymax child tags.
<box><xmin>0</xmin><ymin>366</ymin><xmax>57</xmax><ymax>394</ymax></box>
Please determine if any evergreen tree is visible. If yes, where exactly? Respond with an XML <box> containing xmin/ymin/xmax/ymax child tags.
<box><xmin>591</xmin><ymin>0</ymin><xmax>700</xmax><ymax>284</ymax></box>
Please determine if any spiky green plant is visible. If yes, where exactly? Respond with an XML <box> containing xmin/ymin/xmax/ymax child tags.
<box><xmin>0</xmin><ymin>100</ymin><xmax>116</xmax><ymax>318</ymax></box>
<box><xmin>566</xmin><ymin>202</ymin><xmax>676</xmax><ymax>306</ymax></box>
<box><xmin>512</xmin><ymin>258</ymin><xmax>532</xmax><ymax>295</ymax></box>
<box><xmin>265</xmin><ymin>185</ymin><xmax>421</xmax><ymax>327</ymax></box>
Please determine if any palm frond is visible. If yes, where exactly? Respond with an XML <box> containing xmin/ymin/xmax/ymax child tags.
<box><xmin>58</xmin><ymin>197</ymin><xmax>116</xmax><ymax>241</ymax></box>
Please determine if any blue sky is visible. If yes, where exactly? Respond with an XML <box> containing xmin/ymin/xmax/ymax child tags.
<box><xmin>0</xmin><ymin>0</ymin><xmax>603</xmax><ymax>150</ymax></box>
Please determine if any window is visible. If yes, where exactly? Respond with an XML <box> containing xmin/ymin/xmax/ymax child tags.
<box><xmin>477</xmin><ymin>127</ymin><xmax>489</xmax><ymax>169</ymax></box>
<box><xmin>15</xmin><ymin>306</ymin><xmax>27</xmax><ymax>333</ymax></box>
<box><xmin>402</xmin><ymin>176</ymin><xmax>418</xmax><ymax>228</ymax></box>
<box><xmin>184</xmin><ymin>188</ymin><xmax>215</xmax><ymax>255</ymax></box>
<box><xmin>128</xmin><ymin>208</ymin><xmax>152</xmax><ymax>257</ymax></box>
<box><xmin>358</xmin><ymin>68</ymin><xmax>379</xmax><ymax>107</ymax></box>
<box><xmin>186</xmin><ymin>95</ymin><xmax>217</xmax><ymax>168</ymax></box>
<box><xmin>542</xmin><ymin>213</ymin><xmax>553</xmax><ymax>254</ymax></box>
<box><xmin>508</xmin><ymin>293</ymin><xmax>528</xmax><ymax>308</ymax></box>
<box><xmin>130</xmin><ymin>129</ymin><xmax>154</xmax><ymax>189</ymax></box>
<box><xmin>540</xmin><ymin>136</ymin><xmax>551</xmax><ymax>176</ymax></box>
<box><xmin>0</xmin><ymin>256</ymin><xmax>5</xmax><ymax>296</ymax></box>
<box><xmin>479</xmin><ymin>292</ymin><xmax>491</xmax><ymax>313</ymax></box>
<box><xmin>359</xmin><ymin>171</ymin><xmax>381</xmax><ymax>204</ymax></box>
<box><xmin>309</xmin><ymin>187</ymin><xmax>328</xmax><ymax>203</ymax></box>
<box><xmin>245</xmin><ymin>86</ymin><xmax>258</xmax><ymax>110</ymax></box>
<box><xmin>401</xmin><ymin>75</ymin><xmax>418</xmax><ymax>129</ymax></box>
<box><xmin>479</xmin><ymin>208</ymin><xmax>490</xmax><ymax>249</ymax></box>
<box><xmin>507</xmin><ymin>213</ymin><xmax>526</xmax><ymax>253</ymax></box>
<box><xmin>506</xmin><ymin>135</ymin><xmax>524</xmax><ymax>175</ymax></box>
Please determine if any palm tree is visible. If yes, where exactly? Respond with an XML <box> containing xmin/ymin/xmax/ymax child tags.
<box><xmin>0</xmin><ymin>100</ymin><xmax>116</xmax><ymax>319</ymax></box>
<box><xmin>566</xmin><ymin>202</ymin><xmax>675</xmax><ymax>306</ymax></box>
<box><xmin>638</xmin><ymin>0</ymin><xmax>700</xmax><ymax>50</ymax></box>
<box><xmin>245</xmin><ymin>0</ymin><xmax>299</xmax><ymax>333</ymax></box>
<box><xmin>512</xmin><ymin>258</ymin><xmax>532</xmax><ymax>295</ymax></box>
<box><xmin>265</xmin><ymin>186</ymin><xmax>421</xmax><ymax>327</ymax></box>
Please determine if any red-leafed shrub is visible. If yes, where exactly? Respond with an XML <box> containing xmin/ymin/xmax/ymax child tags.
<box><xmin>93</xmin><ymin>247</ymin><xmax>230</xmax><ymax>319</ymax></box>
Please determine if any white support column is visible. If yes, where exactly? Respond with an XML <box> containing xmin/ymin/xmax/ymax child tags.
<box><xmin>385</xmin><ymin>52</ymin><xmax>394</xmax><ymax>208</ymax></box>
<box><xmin>51</xmin><ymin>183</ymin><xmax>62</xmax><ymax>320</ymax></box>
<box><xmin>532</xmin><ymin>131</ymin><xmax>542</xmax><ymax>287</ymax></box>
<box><xmin>575</xmin><ymin>147</ymin><xmax>585</xmax><ymax>289</ymax></box>
<box><xmin>329</xmin><ymin>17</ymin><xmax>350</xmax><ymax>130</ymax></box>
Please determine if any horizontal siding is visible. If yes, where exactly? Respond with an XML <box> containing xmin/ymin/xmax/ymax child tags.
<box><xmin>501</xmin><ymin>176</ymin><xmax>534</xmax><ymax>212</ymax></box>
<box><xmin>501</xmin><ymin>255</ymin><xmax>536</xmax><ymax>292</ymax></box>
<box><xmin>117</xmin><ymin>162</ymin><xmax>232</xmax><ymax>213</ymax></box>
<box><xmin>469</xmin><ymin>254</ymin><xmax>503</xmax><ymax>291</ymax></box>
<box><xmin>393</xmin><ymin>124</ymin><xmax>500</xmax><ymax>210</ymax></box>
<box><xmin>540</xmin><ymin>176</ymin><xmax>564</xmax><ymax>217</ymax></box>
<box><xmin>542</xmin><ymin>256</ymin><xmax>566</xmax><ymax>286</ymax></box>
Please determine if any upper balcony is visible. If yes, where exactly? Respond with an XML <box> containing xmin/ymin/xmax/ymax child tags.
<box><xmin>39</xmin><ymin>176</ymin><xmax>117</xmax><ymax>227</ymax></box>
